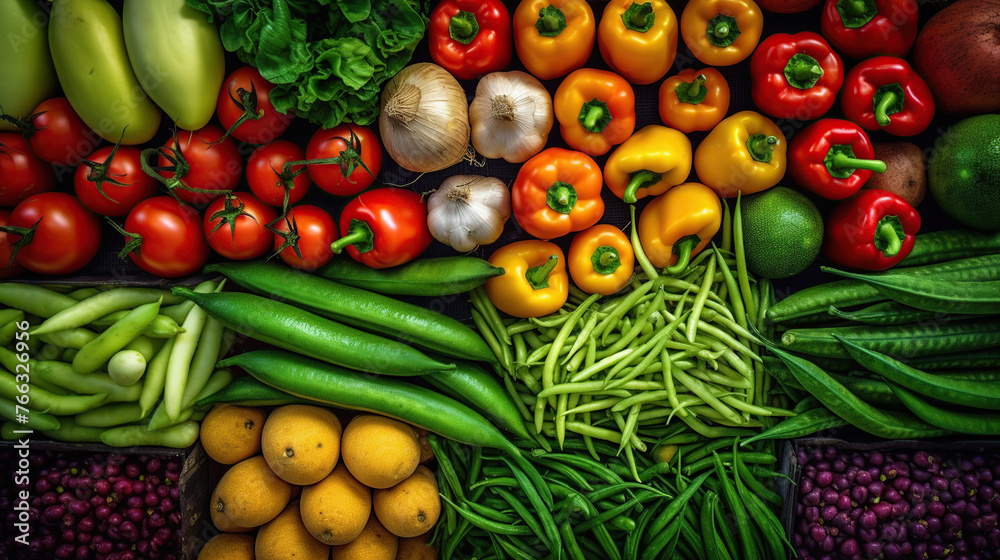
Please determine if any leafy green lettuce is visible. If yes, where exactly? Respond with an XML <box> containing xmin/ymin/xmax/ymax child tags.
<box><xmin>186</xmin><ymin>0</ymin><xmax>430</xmax><ymax>127</ymax></box>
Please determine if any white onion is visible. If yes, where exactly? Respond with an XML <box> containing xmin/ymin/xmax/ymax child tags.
<box><xmin>379</xmin><ymin>62</ymin><xmax>470</xmax><ymax>173</ymax></box>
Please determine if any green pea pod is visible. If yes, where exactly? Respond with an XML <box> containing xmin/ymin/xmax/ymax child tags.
<box><xmin>74</xmin><ymin>402</ymin><xmax>146</xmax><ymax>428</ymax></box>
<box><xmin>48</xmin><ymin>0</ymin><xmax>162</xmax><ymax>144</ymax></box>
<box><xmin>0</xmin><ymin>369</ymin><xmax>108</xmax><ymax>416</ymax></box>
<box><xmin>122</xmin><ymin>0</ymin><xmax>225</xmax><ymax>130</ymax></box>
<box><xmin>73</xmin><ymin>298</ymin><xmax>161</xmax><ymax>374</ymax></box>
<box><xmin>888</xmin><ymin>382</ymin><xmax>1000</xmax><ymax>436</ymax></box>
<box><xmin>101</xmin><ymin>420</ymin><xmax>199</xmax><ymax>448</ymax></box>
<box><xmin>0</xmin><ymin>0</ymin><xmax>58</xmax><ymax>130</ymax></box>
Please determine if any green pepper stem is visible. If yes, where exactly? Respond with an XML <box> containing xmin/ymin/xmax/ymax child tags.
<box><xmin>830</xmin><ymin>152</ymin><xmax>886</xmax><ymax>173</ymax></box>
<box><xmin>845</xmin><ymin>0</ymin><xmax>867</xmax><ymax>16</ymax></box>
<box><xmin>874</xmin><ymin>90</ymin><xmax>898</xmax><ymax>128</ymax></box>
<box><xmin>792</xmin><ymin>64</ymin><xmax>823</xmax><ymax>82</ymax></box>
<box><xmin>664</xmin><ymin>238</ymin><xmax>697</xmax><ymax>276</ymax></box>
<box><xmin>598</xmin><ymin>249</ymin><xmax>618</xmax><ymax>268</ymax></box>
<box><xmin>623</xmin><ymin>170</ymin><xmax>662</xmax><ymax>204</ymax></box>
<box><xmin>747</xmin><ymin>135</ymin><xmax>778</xmax><ymax>162</ymax></box>
<box><xmin>876</xmin><ymin>220</ymin><xmax>903</xmax><ymax>258</ymax></box>
<box><xmin>330</xmin><ymin>221</ymin><xmax>374</xmax><ymax>255</ymax></box>
<box><xmin>628</xmin><ymin>2</ymin><xmax>652</xmax><ymax>28</ymax></box>
<box><xmin>526</xmin><ymin>255</ymin><xmax>559</xmax><ymax>290</ymax></box>
<box><xmin>713</xmin><ymin>23</ymin><xmax>730</xmax><ymax>38</ymax></box>
<box><xmin>687</xmin><ymin>74</ymin><xmax>707</xmax><ymax>98</ymax></box>
<box><xmin>449</xmin><ymin>11</ymin><xmax>479</xmax><ymax>44</ymax></box>
<box><xmin>583</xmin><ymin>105</ymin><xmax>606</xmax><ymax>131</ymax></box>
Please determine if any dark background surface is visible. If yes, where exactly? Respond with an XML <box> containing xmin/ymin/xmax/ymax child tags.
<box><xmin>24</xmin><ymin>0</ymin><xmax>967</xmax><ymax>319</ymax></box>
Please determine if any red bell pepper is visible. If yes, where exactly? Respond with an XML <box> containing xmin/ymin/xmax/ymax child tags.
<box><xmin>840</xmin><ymin>56</ymin><xmax>935</xmax><ymax>137</ymax></box>
<box><xmin>749</xmin><ymin>32</ymin><xmax>844</xmax><ymax>120</ymax></box>
<box><xmin>820</xmin><ymin>0</ymin><xmax>919</xmax><ymax>60</ymax></box>
<box><xmin>429</xmin><ymin>0</ymin><xmax>513</xmax><ymax>81</ymax></box>
<box><xmin>823</xmin><ymin>188</ymin><xmax>921</xmax><ymax>271</ymax></box>
<box><xmin>330</xmin><ymin>187</ymin><xmax>432</xmax><ymax>269</ymax></box>
<box><xmin>788</xmin><ymin>118</ymin><xmax>886</xmax><ymax>200</ymax></box>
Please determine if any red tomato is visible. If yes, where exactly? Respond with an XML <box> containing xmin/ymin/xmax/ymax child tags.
<box><xmin>120</xmin><ymin>196</ymin><xmax>209</xmax><ymax>278</ymax></box>
<box><xmin>271</xmin><ymin>205</ymin><xmax>337</xmax><ymax>271</ymax></box>
<box><xmin>4</xmin><ymin>192</ymin><xmax>101</xmax><ymax>275</ymax></box>
<box><xmin>74</xmin><ymin>145</ymin><xmax>158</xmax><ymax>216</ymax></box>
<box><xmin>204</xmin><ymin>192</ymin><xmax>277</xmax><ymax>260</ymax></box>
<box><xmin>216</xmin><ymin>66</ymin><xmax>294</xmax><ymax>145</ymax></box>
<box><xmin>333</xmin><ymin>188</ymin><xmax>431</xmax><ymax>269</ymax></box>
<box><xmin>158</xmin><ymin>125</ymin><xmax>242</xmax><ymax>206</ymax></box>
<box><xmin>247</xmin><ymin>140</ymin><xmax>311</xmax><ymax>208</ymax></box>
<box><xmin>305</xmin><ymin>124</ymin><xmax>383</xmax><ymax>196</ymax></box>
<box><xmin>0</xmin><ymin>209</ymin><xmax>25</xmax><ymax>279</ymax></box>
<box><xmin>26</xmin><ymin>97</ymin><xmax>101</xmax><ymax>166</ymax></box>
<box><xmin>0</xmin><ymin>133</ymin><xmax>56</xmax><ymax>207</ymax></box>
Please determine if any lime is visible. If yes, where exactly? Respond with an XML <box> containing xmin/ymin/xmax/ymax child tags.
<box><xmin>739</xmin><ymin>186</ymin><xmax>824</xmax><ymax>279</ymax></box>
<box><xmin>927</xmin><ymin>114</ymin><xmax>1000</xmax><ymax>231</ymax></box>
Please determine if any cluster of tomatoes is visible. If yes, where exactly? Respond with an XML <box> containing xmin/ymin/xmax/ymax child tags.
<box><xmin>0</xmin><ymin>66</ymin><xmax>386</xmax><ymax>278</ymax></box>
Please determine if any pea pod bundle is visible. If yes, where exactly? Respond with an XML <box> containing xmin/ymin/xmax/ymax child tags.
<box><xmin>171</xmin><ymin>287</ymin><xmax>455</xmax><ymax>376</ymax></box>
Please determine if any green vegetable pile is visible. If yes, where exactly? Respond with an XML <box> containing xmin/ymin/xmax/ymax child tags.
<box><xmin>185</xmin><ymin>0</ymin><xmax>431</xmax><ymax>128</ymax></box>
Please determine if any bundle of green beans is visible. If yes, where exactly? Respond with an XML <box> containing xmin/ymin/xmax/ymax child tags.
<box><xmin>469</xmin><ymin>204</ymin><xmax>795</xmax><ymax>475</ymax></box>
<box><xmin>430</xmin><ymin>429</ymin><xmax>791</xmax><ymax>560</ymax></box>
<box><xmin>0</xmin><ymin>281</ymin><xmax>233</xmax><ymax>447</ymax></box>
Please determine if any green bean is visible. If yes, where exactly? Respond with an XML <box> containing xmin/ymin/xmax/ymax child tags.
<box><xmin>593</xmin><ymin>279</ymin><xmax>653</xmax><ymax>344</ymax></box>
<box><xmin>679</xmin><ymin>413</ymin><xmax>756</xmax><ymax>438</ymax></box>
<box><xmin>0</xmin><ymin>368</ymin><xmax>108</xmax><ymax>415</ymax></box>
<box><xmin>492</xmin><ymin>487</ymin><xmax>552</xmax><ymax>549</ymax></box>
<box><xmin>37</xmin><ymin>327</ymin><xmax>99</xmax><ymax>350</ymax></box>
<box><xmin>574</xmin><ymin>489</ymin><xmax>662</xmax><ymax>534</ymax></box>
<box><xmin>888</xmin><ymin>381</ymin><xmax>1000</xmax><ymax>435</ymax></box>
<box><xmin>31</xmin><ymin>287</ymin><xmax>185</xmax><ymax>336</ymax></box>
<box><xmin>428</xmin><ymin>434</ymin><xmax>467</xmax><ymax>501</ymax></box>
<box><xmin>714</xmin><ymin>452</ymin><xmax>759</xmax><ymax>560</ymax></box>
<box><xmin>0</xmin><ymin>394</ymin><xmax>61</xmax><ymax>431</ymax></box>
<box><xmin>0</xmin><ymin>283</ymin><xmax>78</xmax><ymax>318</ymax></box>
<box><xmin>137</xmin><ymin>337</ymin><xmax>174</xmax><ymax>417</ymax></box>
<box><xmin>493</xmin><ymin>534</ymin><xmax>539</xmax><ymax>560</ymax></box>
<box><xmin>591</xmin><ymin>521</ymin><xmax>623</xmax><ymax>560</ymax></box>
<box><xmin>685</xmin><ymin>250</ymin><xmax>717</xmax><ymax>343</ymax></box>
<box><xmin>471</xmin><ymin>285</ymin><xmax>512</xmax><ymax>346</ymax></box>
<box><xmin>162</xmin><ymin>299</ymin><xmax>205</xmax><ymax>421</ymax></box>
<box><xmin>542</xmin><ymin>294</ymin><xmax>600</xmax><ymax>408</ymax></box>
<box><xmin>559</xmin><ymin>520</ymin><xmax>586</xmax><ymax>560</ymax></box>
<box><xmin>499</xmin><ymin>457</ymin><xmax>561</xmax><ymax>552</ymax></box>
<box><xmin>639</xmin><ymin>470</ymin><xmax>711</xmax><ymax>560</ymax></box>
<box><xmin>471</xmin><ymin>308</ymin><xmax>513</xmax><ymax>375</ymax></box>
<box><xmin>440</xmin><ymin>495</ymin><xmax>535</xmax><ymax>537</ymax></box>
<box><xmin>631</xmin><ymin>205</ymin><xmax>659</xmax><ymax>281</ymax></box>
<box><xmin>73</xmin><ymin>298</ymin><xmax>161</xmax><ymax>374</ymax></box>
<box><xmin>671</xmin><ymin>368</ymin><xmax>744</xmax><ymax>425</ymax></box>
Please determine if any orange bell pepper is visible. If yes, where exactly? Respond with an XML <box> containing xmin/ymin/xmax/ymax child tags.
<box><xmin>568</xmin><ymin>224</ymin><xmax>635</xmax><ymax>295</ymax></box>
<box><xmin>597</xmin><ymin>0</ymin><xmax>678</xmax><ymax>85</ymax></box>
<box><xmin>680</xmin><ymin>0</ymin><xmax>763</xmax><ymax>66</ymax></box>
<box><xmin>511</xmin><ymin>147</ymin><xmax>605</xmax><ymax>240</ymax></box>
<box><xmin>486</xmin><ymin>239</ymin><xmax>569</xmax><ymax>318</ymax></box>
<box><xmin>513</xmin><ymin>0</ymin><xmax>596</xmax><ymax>81</ymax></box>
<box><xmin>553</xmin><ymin>69</ymin><xmax>636</xmax><ymax>157</ymax></box>
<box><xmin>637</xmin><ymin>182</ymin><xmax>722</xmax><ymax>274</ymax></box>
<box><xmin>604</xmin><ymin>124</ymin><xmax>692</xmax><ymax>204</ymax></box>
<box><xmin>658</xmin><ymin>68</ymin><xmax>731</xmax><ymax>133</ymax></box>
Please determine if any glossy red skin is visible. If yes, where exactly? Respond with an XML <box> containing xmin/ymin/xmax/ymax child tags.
<box><xmin>27</xmin><ymin>97</ymin><xmax>101</xmax><ymax>166</ymax></box>
<box><xmin>429</xmin><ymin>0</ymin><xmax>513</xmax><ymax>80</ymax></box>
<box><xmin>7</xmin><ymin>192</ymin><xmax>101</xmax><ymax>275</ymax></box>
<box><xmin>217</xmin><ymin>66</ymin><xmax>294</xmax><ymax>144</ymax></box>
<box><xmin>820</xmin><ymin>0</ymin><xmax>919</xmax><ymax>60</ymax></box>
<box><xmin>337</xmin><ymin>188</ymin><xmax>431</xmax><ymax>269</ymax></box>
<box><xmin>74</xmin><ymin>145</ymin><xmax>158</xmax><ymax>216</ymax></box>
<box><xmin>203</xmin><ymin>192</ymin><xmax>277</xmax><ymax>260</ymax></box>
<box><xmin>840</xmin><ymin>56</ymin><xmax>935</xmax><ymax>137</ymax></box>
<box><xmin>247</xmin><ymin>140</ymin><xmax>311</xmax><ymax>208</ymax></box>
<box><xmin>0</xmin><ymin>209</ymin><xmax>25</xmax><ymax>278</ymax></box>
<box><xmin>0</xmin><ymin>133</ymin><xmax>56</xmax><ymax>207</ymax></box>
<box><xmin>823</xmin><ymin>188</ymin><xmax>921</xmax><ymax>270</ymax></box>
<box><xmin>122</xmin><ymin>196</ymin><xmax>209</xmax><ymax>278</ymax></box>
<box><xmin>271</xmin><ymin>204</ymin><xmax>338</xmax><ymax>271</ymax></box>
<box><xmin>788</xmin><ymin>119</ymin><xmax>879</xmax><ymax>200</ymax></box>
<box><xmin>305</xmin><ymin>124</ymin><xmax>383</xmax><ymax>197</ymax></box>
<box><xmin>750</xmin><ymin>32</ymin><xmax>844</xmax><ymax>120</ymax></box>
<box><xmin>158</xmin><ymin>125</ymin><xmax>242</xmax><ymax>206</ymax></box>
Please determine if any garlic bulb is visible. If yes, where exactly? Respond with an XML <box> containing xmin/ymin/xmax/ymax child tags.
<box><xmin>469</xmin><ymin>71</ymin><xmax>553</xmax><ymax>164</ymax></box>
<box><xmin>380</xmin><ymin>62</ymin><xmax>471</xmax><ymax>173</ymax></box>
<box><xmin>427</xmin><ymin>175</ymin><xmax>512</xmax><ymax>252</ymax></box>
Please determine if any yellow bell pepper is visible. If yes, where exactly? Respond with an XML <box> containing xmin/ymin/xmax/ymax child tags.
<box><xmin>694</xmin><ymin>110</ymin><xmax>787</xmax><ymax>198</ymax></box>
<box><xmin>680</xmin><ymin>0</ymin><xmax>763</xmax><ymax>66</ymax></box>
<box><xmin>637</xmin><ymin>182</ymin><xmax>722</xmax><ymax>274</ymax></box>
<box><xmin>513</xmin><ymin>0</ymin><xmax>596</xmax><ymax>81</ymax></box>
<box><xmin>485</xmin><ymin>240</ymin><xmax>569</xmax><ymax>318</ymax></box>
<box><xmin>597</xmin><ymin>0</ymin><xmax>678</xmax><ymax>85</ymax></box>
<box><xmin>604</xmin><ymin>124</ymin><xmax>692</xmax><ymax>204</ymax></box>
<box><xmin>568</xmin><ymin>224</ymin><xmax>635</xmax><ymax>295</ymax></box>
